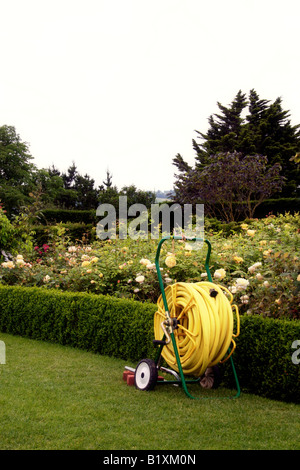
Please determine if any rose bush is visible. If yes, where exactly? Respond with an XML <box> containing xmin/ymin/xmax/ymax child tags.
<box><xmin>0</xmin><ymin>212</ymin><xmax>299</xmax><ymax>318</ymax></box>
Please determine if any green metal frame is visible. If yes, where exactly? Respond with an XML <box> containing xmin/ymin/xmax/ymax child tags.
<box><xmin>153</xmin><ymin>235</ymin><xmax>240</xmax><ymax>399</ymax></box>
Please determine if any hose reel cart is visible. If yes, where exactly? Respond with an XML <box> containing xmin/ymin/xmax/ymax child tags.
<box><xmin>125</xmin><ymin>236</ymin><xmax>241</xmax><ymax>399</ymax></box>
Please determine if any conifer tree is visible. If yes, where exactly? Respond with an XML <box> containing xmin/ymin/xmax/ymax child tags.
<box><xmin>174</xmin><ymin>89</ymin><xmax>300</xmax><ymax>198</ymax></box>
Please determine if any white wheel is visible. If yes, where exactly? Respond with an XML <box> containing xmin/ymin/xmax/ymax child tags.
<box><xmin>134</xmin><ymin>359</ymin><xmax>158</xmax><ymax>391</ymax></box>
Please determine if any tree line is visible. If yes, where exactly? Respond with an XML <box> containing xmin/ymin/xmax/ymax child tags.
<box><xmin>1</xmin><ymin>88</ymin><xmax>299</xmax><ymax>220</ymax></box>
<box><xmin>0</xmin><ymin>125</ymin><xmax>155</xmax><ymax>217</ymax></box>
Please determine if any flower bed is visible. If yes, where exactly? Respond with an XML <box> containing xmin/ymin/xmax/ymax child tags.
<box><xmin>0</xmin><ymin>212</ymin><xmax>299</xmax><ymax>319</ymax></box>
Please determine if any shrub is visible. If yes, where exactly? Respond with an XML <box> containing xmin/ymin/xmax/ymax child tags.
<box><xmin>0</xmin><ymin>202</ymin><xmax>34</xmax><ymax>258</ymax></box>
<box><xmin>39</xmin><ymin>209</ymin><xmax>97</xmax><ymax>225</ymax></box>
<box><xmin>31</xmin><ymin>223</ymin><xmax>96</xmax><ymax>246</ymax></box>
<box><xmin>232</xmin><ymin>315</ymin><xmax>300</xmax><ymax>403</ymax></box>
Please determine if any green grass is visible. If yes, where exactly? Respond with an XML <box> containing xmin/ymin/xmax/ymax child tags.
<box><xmin>0</xmin><ymin>332</ymin><xmax>299</xmax><ymax>450</ymax></box>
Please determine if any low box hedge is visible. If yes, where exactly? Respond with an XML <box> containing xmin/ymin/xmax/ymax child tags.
<box><xmin>0</xmin><ymin>285</ymin><xmax>299</xmax><ymax>402</ymax></box>
<box><xmin>0</xmin><ymin>285</ymin><xmax>156</xmax><ymax>361</ymax></box>
<box><xmin>228</xmin><ymin>315</ymin><xmax>300</xmax><ymax>403</ymax></box>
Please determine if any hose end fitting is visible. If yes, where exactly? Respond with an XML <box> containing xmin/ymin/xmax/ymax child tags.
<box><xmin>209</xmin><ymin>288</ymin><xmax>218</xmax><ymax>298</ymax></box>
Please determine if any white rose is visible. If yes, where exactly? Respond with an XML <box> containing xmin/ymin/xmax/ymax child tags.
<box><xmin>214</xmin><ymin>268</ymin><xmax>226</xmax><ymax>280</ymax></box>
<box><xmin>248</xmin><ymin>262</ymin><xmax>262</xmax><ymax>273</ymax></box>
<box><xmin>235</xmin><ymin>278</ymin><xmax>249</xmax><ymax>291</ymax></box>
<box><xmin>140</xmin><ymin>258</ymin><xmax>151</xmax><ymax>266</ymax></box>
<box><xmin>146</xmin><ymin>263</ymin><xmax>156</xmax><ymax>270</ymax></box>
<box><xmin>165</xmin><ymin>256</ymin><xmax>176</xmax><ymax>268</ymax></box>
<box><xmin>240</xmin><ymin>295</ymin><xmax>249</xmax><ymax>304</ymax></box>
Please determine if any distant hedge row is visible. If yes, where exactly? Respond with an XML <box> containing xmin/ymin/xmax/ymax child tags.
<box><xmin>0</xmin><ymin>285</ymin><xmax>299</xmax><ymax>402</ymax></box>
<box><xmin>39</xmin><ymin>198</ymin><xmax>300</xmax><ymax>225</ymax></box>
<box><xmin>40</xmin><ymin>209</ymin><xmax>97</xmax><ymax>224</ymax></box>
<box><xmin>251</xmin><ymin>197</ymin><xmax>300</xmax><ymax>218</ymax></box>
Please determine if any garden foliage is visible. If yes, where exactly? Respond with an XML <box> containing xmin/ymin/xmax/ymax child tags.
<box><xmin>1</xmin><ymin>211</ymin><xmax>299</xmax><ymax>319</ymax></box>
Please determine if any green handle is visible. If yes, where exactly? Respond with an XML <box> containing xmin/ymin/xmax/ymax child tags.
<box><xmin>155</xmin><ymin>236</ymin><xmax>212</xmax><ymax>315</ymax></box>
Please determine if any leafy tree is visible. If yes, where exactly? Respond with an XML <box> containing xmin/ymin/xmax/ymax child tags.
<box><xmin>174</xmin><ymin>152</ymin><xmax>284</xmax><ymax>222</ymax></box>
<box><xmin>35</xmin><ymin>163</ymin><xmax>100</xmax><ymax>210</ymax></box>
<box><xmin>33</xmin><ymin>168</ymin><xmax>66</xmax><ymax>208</ymax></box>
<box><xmin>120</xmin><ymin>185</ymin><xmax>156</xmax><ymax>207</ymax></box>
<box><xmin>0</xmin><ymin>125</ymin><xmax>37</xmax><ymax>215</ymax></box>
<box><xmin>97</xmin><ymin>180</ymin><xmax>156</xmax><ymax>221</ymax></box>
<box><xmin>98</xmin><ymin>185</ymin><xmax>120</xmax><ymax>209</ymax></box>
<box><xmin>177</xmin><ymin>90</ymin><xmax>300</xmax><ymax>197</ymax></box>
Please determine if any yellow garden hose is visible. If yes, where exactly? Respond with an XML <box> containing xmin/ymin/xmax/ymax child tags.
<box><xmin>154</xmin><ymin>281</ymin><xmax>240</xmax><ymax>377</ymax></box>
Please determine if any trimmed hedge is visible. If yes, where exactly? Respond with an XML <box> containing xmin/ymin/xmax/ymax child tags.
<box><xmin>0</xmin><ymin>285</ymin><xmax>155</xmax><ymax>362</ymax></box>
<box><xmin>165</xmin><ymin>198</ymin><xmax>300</xmax><ymax>221</ymax></box>
<box><xmin>38</xmin><ymin>198</ymin><xmax>300</xmax><ymax>226</ymax></box>
<box><xmin>0</xmin><ymin>285</ymin><xmax>299</xmax><ymax>403</ymax></box>
<box><xmin>230</xmin><ymin>316</ymin><xmax>300</xmax><ymax>403</ymax></box>
<box><xmin>40</xmin><ymin>209</ymin><xmax>97</xmax><ymax>224</ymax></box>
<box><xmin>253</xmin><ymin>198</ymin><xmax>300</xmax><ymax>218</ymax></box>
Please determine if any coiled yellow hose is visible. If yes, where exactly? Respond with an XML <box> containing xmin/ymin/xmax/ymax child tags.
<box><xmin>154</xmin><ymin>281</ymin><xmax>240</xmax><ymax>377</ymax></box>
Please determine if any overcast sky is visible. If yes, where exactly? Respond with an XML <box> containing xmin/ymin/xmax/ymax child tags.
<box><xmin>1</xmin><ymin>0</ymin><xmax>300</xmax><ymax>193</ymax></box>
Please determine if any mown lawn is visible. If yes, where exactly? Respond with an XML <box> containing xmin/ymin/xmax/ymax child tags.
<box><xmin>0</xmin><ymin>332</ymin><xmax>299</xmax><ymax>450</ymax></box>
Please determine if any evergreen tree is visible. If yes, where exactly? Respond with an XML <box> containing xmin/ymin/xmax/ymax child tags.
<box><xmin>192</xmin><ymin>90</ymin><xmax>248</xmax><ymax>167</ymax></box>
<box><xmin>172</xmin><ymin>153</ymin><xmax>192</xmax><ymax>173</ymax></box>
<box><xmin>102</xmin><ymin>169</ymin><xmax>113</xmax><ymax>190</ymax></box>
<box><xmin>175</xmin><ymin>90</ymin><xmax>300</xmax><ymax>197</ymax></box>
<box><xmin>74</xmin><ymin>173</ymin><xmax>99</xmax><ymax>210</ymax></box>
<box><xmin>62</xmin><ymin>162</ymin><xmax>77</xmax><ymax>189</ymax></box>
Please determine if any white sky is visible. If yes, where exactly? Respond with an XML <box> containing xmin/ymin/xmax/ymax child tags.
<box><xmin>1</xmin><ymin>0</ymin><xmax>300</xmax><ymax>193</ymax></box>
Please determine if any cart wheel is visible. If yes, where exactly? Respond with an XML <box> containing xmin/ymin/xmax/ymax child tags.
<box><xmin>134</xmin><ymin>359</ymin><xmax>158</xmax><ymax>391</ymax></box>
<box><xmin>199</xmin><ymin>366</ymin><xmax>221</xmax><ymax>389</ymax></box>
